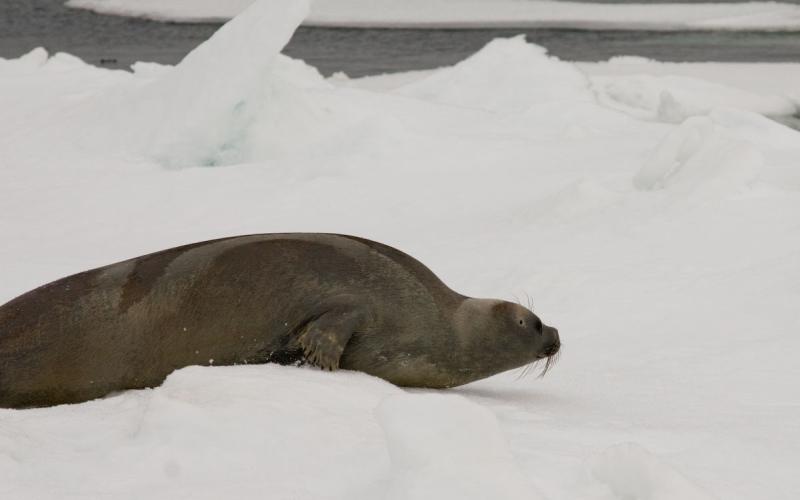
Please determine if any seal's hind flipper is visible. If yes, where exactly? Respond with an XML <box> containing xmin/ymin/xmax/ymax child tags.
<box><xmin>297</xmin><ymin>307</ymin><xmax>365</xmax><ymax>371</ymax></box>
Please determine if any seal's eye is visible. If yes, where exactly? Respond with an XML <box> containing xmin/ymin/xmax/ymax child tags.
<box><xmin>534</xmin><ymin>318</ymin><xmax>543</xmax><ymax>334</ymax></box>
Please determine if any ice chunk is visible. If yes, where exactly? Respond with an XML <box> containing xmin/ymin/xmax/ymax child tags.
<box><xmin>133</xmin><ymin>0</ymin><xmax>311</xmax><ymax>167</ymax></box>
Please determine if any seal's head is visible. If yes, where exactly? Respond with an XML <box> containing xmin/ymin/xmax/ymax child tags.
<box><xmin>450</xmin><ymin>298</ymin><xmax>561</xmax><ymax>386</ymax></box>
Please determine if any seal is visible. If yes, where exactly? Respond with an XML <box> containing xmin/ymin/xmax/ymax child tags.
<box><xmin>0</xmin><ymin>233</ymin><xmax>560</xmax><ymax>408</ymax></box>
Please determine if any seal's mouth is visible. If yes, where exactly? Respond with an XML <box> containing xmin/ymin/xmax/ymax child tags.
<box><xmin>537</xmin><ymin>347</ymin><xmax>561</xmax><ymax>378</ymax></box>
<box><xmin>517</xmin><ymin>341</ymin><xmax>562</xmax><ymax>379</ymax></box>
<box><xmin>538</xmin><ymin>338</ymin><xmax>561</xmax><ymax>359</ymax></box>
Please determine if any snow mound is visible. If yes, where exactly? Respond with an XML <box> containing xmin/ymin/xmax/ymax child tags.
<box><xmin>634</xmin><ymin>116</ymin><xmax>761</xmax><ymax>192</ymax></box>
<box><xmin>0</xmin><ymin>364</ymin><xmax>400</xmax><ymax>500</ymax></box>
<box><xmin>65</xmin><ymin>0</ymin><xmax>800</xmax><ymax>31</ymax></box>
<box><xmin>592</xmin><ymin>73</ymin><xmax>797</xmax><ymax>123</ymax></box>
<box><xmin>396</xmin><ymin>36</ymin><xmax>591</xmax><ymax>112</ymax></box>
<box><xmin>591</xmin><ymin>443</ymin><xmax>717</xmax><ymax>500</ymax></box>
<box><xmin>376</xmin><ymin>393</ymin><xmax>540</xmax><ymax>500</ymax></box>
<box><xmin>0</xmin><ymin>48</ymin><xmax>123</xmax><ymax>81</ymax></box>
<box><xmin>0</xmin><ymin>47</ymin><xmax>48</xmax><ymax>74</ymax></box>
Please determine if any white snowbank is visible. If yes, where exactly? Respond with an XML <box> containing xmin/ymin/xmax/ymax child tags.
<box><xmin>2</xmin><ymin>2</ymin><xmax>800</xmax><ymax>500</ymax></box>
<box><xmin>395</xmin><ymin>36</ymin><xmax>592</xmax><ymax>112</ymax></box>
<box><xmin>65</xmin><ymin>0</ymin><xmax>800</xmax><ymax>31</ymax></box>
<box><xmin>0</xmin><ymin>365</ymin><xmax>400</xmax><ymax>499</ymax></box>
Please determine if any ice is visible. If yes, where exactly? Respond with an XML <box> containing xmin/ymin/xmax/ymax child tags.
<box><xmin>580</xmin><ymin>59</ymin><xmax>800</xmax><ymax>122</ymax></box>
<box><xmin>591</xmin><ymin>73</ymin><xmax>797</xmax><ymax>123</ymax></box>
<box><xmin>65</xmin><ymin>0</ymin><xmax>800</xmax><ymax>31</ymax></box>
<box><xmin>121</xmin><ymin>0</ymin><xmax>311</xmax><ymax>167</ymax></box>
<box><xmin>2</xmin><ymin>1</ymin><xmax>800</xmax><ymax>499</ymax></box>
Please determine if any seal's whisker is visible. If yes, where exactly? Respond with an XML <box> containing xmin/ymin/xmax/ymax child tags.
<box><xmin>539</xmin><ymin>357</ymin><xmax>552</xmax><ymax>378</ymax></box>
<box><xmin>522</xmin><ymin>359</ymin><xmax>542</xmax><ymax>380</ymax></box>
<box><xmin>537</xmin><ymin>349</ymin><xmax>562</xmax><ymax>378</ymax></box>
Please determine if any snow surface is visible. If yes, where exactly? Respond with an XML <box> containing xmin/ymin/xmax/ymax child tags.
<box><xmin>2</xmin><ymin>1</ymin><xmax>800</xmax><ymax>499</ymax></box>
<box><xmin>65</xmin><ymin>0</ymin><xmax>800</xmax><ymax>30</ymax></box>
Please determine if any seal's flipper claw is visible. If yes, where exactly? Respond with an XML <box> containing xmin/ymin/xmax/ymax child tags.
<box><xmin>297</xmin><ymin>307</ymin><xmax>364</xmax><ymax>371</ymax></box>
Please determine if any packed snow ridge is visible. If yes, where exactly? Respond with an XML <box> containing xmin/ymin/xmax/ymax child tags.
<box><xmin>2</xmin><ymin>0</ymin><xmax>800</xmax><ymax>499</ymax></box>
<box><xmin>65</xmin><ymin>0</ymin><xmax>800</xmax><ymax>30</ymax></box>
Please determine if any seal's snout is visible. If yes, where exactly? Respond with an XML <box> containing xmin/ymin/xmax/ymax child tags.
<box><xmin>542</xmin><ymin>339</ymin><xmax>560</xmax><ymax>357</ymax></box>
<box><xmin>540</xmin><ymin>326</ymin><xmax>560</xmax><ymax>358</ymax></box>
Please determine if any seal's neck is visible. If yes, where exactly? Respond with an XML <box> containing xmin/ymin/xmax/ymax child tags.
<box><xmin>448</xmin><ymin>298</ymin><xmax>515</xmax><ymax>385</ymax></box>
<box><xmin>452</xmin><ymin>298</ymin><xmax>502</xmax><ymax>342</ymax></box>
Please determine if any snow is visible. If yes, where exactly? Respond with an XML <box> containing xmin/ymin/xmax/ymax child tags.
<box><xmin>394</xmin><ymin>36</ymin><xmax>592</xmax><ymax>112</ymax></box>
<box><xmin>2</xmin><ymin>1</ymin><xmax>800</xmax><ymax>499</ymax></box>
<box><xmin>633</xmin><ymin>115</ymin><xmax>762</xmax><ymax>192</ymax></box>
<box><xmin>590</xmin><ymin>443</ymin><xmax>717</xmax><ymax>500</ymax></box>
<box><xmin>65</xmin><ymin>0</ymin><xmax>800</xmax><ymax>31</ymax></box>
<box><xmin>378</xmin><ymin>394</ymin><xmax>541</xmax><ymax>500</ymax></box>
<box><xmin>583</xmin><ymin>57</ymin><xmax>800</xmax><ymax>123</ymax></box>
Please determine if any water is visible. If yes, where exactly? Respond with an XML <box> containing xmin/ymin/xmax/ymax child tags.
<box><xmin>289</xmin><ymin>28</ymin><xmax>800</xmax><ymax>76</ymax></box>
<box><xmin>2</xmin><ymin>0</ymin><xmax>800</xmax><ymax>76</ymax></box>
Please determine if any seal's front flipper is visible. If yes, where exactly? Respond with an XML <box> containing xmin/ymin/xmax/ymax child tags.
<box><xmin>297</xmin><ymin>307</ymin><xmax>365</xmax><ymax>371</ymax></box>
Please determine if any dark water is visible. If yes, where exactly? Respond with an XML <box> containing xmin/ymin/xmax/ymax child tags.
<box><xmin>2</xmin><ymin>0</ymin><xmax>800</xmax><ymax>76</ymax></box>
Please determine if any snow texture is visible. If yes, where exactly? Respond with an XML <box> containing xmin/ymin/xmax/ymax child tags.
<box><xmin>65</xmin><ymin>0</ymin><xmax>800</xmax><ymax>30</ymax></box>
<box><xmin>590</xmin><ymin>443</ymin><xmax>717</xmax><ymax>500</ymax></box>
<box><xmin>2</xmin><ymin>1</ymin><xmax>800</xmax><ymax>499</ymax></box>
<box><xmin>377</xmin><ymin>394</ymin><xmax>542</xmax><ymax>500</ymax></box>
<box><xmin>634</xmin><ymin>115</ymin><xmax>762</xmax><ymax>193</ymax></box>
